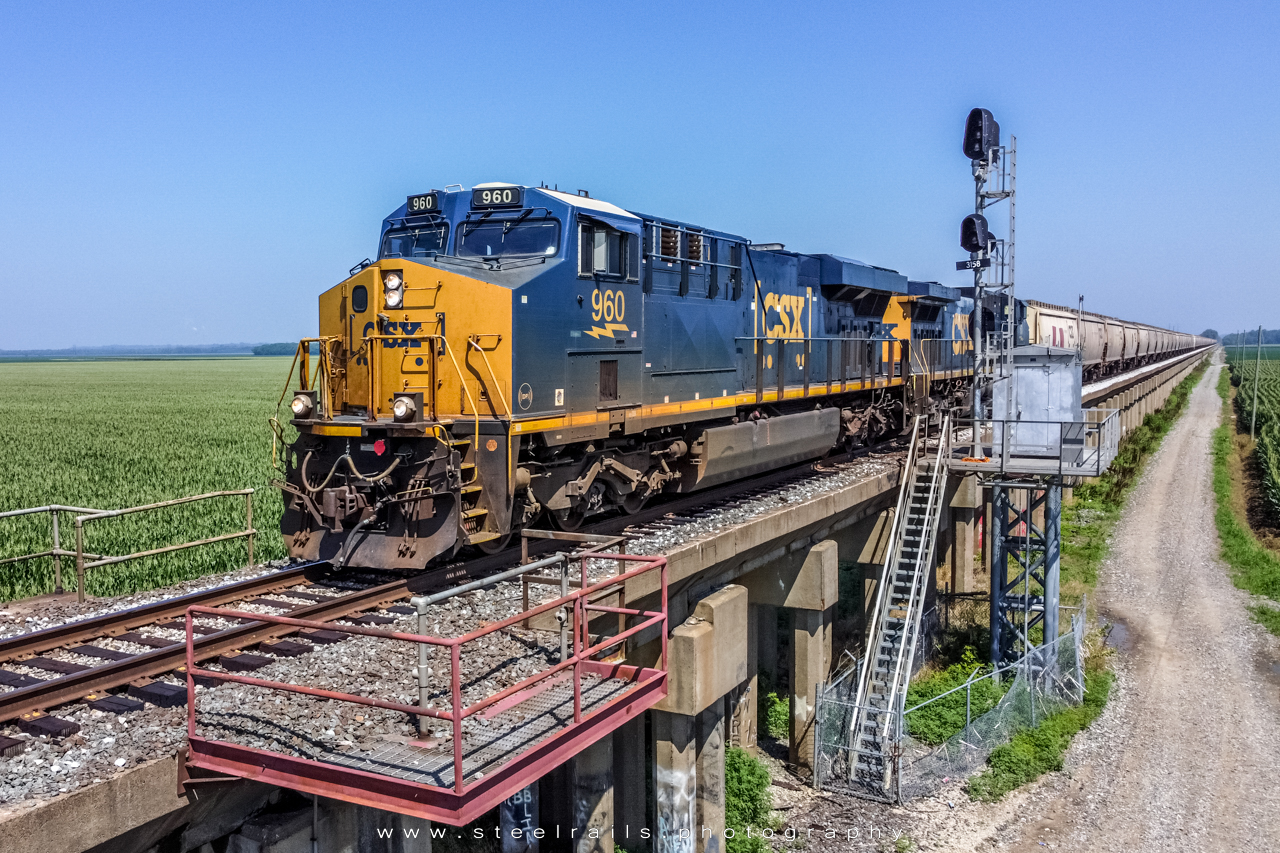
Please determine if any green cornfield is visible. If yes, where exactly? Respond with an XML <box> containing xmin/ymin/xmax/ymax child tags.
<box><xmin>1227</xmin><ymin>347</ymin><xmax>1280</xmax><ymax>523</ymax></box>
<box><xmin>0</xmin><ymin>358</ymin><xmax>297</xmax><ymax>602</ymax></box>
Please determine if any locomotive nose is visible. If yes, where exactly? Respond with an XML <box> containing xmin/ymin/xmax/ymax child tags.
<box><xmin>331</xmin><ymin>261</ymin><xmax>514</xmax><ymax>424</ymax></box>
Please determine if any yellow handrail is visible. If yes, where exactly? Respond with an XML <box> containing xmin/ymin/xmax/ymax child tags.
<box><xmin>362</xmin><ymin>333</ymin><xmax>482</xmax><ymax>440</ymax></box>
<box><xmin>468</xmin><ymin>335</ymin><xmax>511</xmax><ymax>419</ymax></box>
<box><xmin>271</xmin><ymin>337</ymin><xmax>341</xmax><ymax>472</ymax></box>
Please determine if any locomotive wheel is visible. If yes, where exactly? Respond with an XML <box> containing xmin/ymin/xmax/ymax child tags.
<box><xmin>552</xmin><ymin>507</ymin><xmax>588</xmax><ymax>532</ymax></box>
<box><xmin>476</xmin><ymin>529</ymin><xmax>513</xmax><ymax>555</ymax></box>
<box><xmin>621</xmin><ymin>491</ymin><xmax>649</xmax><ymax>515</ymax></box>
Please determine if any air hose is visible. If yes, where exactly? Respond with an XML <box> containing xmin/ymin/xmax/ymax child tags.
<box><xmin>300</xmin><ymin>451</ymin><xmax>402</xmax><ymax>493</ymax></box>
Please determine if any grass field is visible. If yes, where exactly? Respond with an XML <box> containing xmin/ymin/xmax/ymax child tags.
<box><xmin>0</xmin><ymin>357</ymin><xmax>294</xmax><ymax>601</ymax></box>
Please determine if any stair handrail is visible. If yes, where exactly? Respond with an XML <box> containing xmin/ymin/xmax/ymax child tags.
<box><xmin>879</xmin><ymin>414</ymin><xmax>951</xmax><ymax>758</ymax></box>
<box><xmin>848</xmin><ymin>416</ymin><xmax>923</xmax><ymax>731</ymax></box>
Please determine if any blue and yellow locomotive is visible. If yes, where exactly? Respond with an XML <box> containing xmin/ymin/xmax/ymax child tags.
<box><xmin>275</xmin><ymin>183</ymin><xmax>973</xmax><ymax>570</ymax></box>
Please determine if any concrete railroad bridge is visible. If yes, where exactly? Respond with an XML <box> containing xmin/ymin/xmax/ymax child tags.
<box><xmin>0</xmin><ymin>348</ymin><xmax>1209</xmax><ymax>853</ymax></box>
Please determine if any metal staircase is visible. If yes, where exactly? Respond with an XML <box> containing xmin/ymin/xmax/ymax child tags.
<box><xmin>847</xmin><ymin>414</ymin><xmax>950</xmax><ymax>800</ymax></box>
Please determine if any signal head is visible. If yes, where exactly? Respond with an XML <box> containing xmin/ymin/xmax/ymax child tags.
<box><xmin>960</xmin><ymin>213</ymin><xmax>991</xmax><ymax>254</ymax></box>
<box><xmin>963</xmin><ymin>108</ymin><xmax>1000</xmax><ymax>161</ymax></box>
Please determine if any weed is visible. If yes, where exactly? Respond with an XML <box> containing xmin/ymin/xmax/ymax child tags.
<box><xmin>756</xmin><ymin>672</ymin><xmax>791</xmax><ymax>741</ymax></box>
<box><xmin>904</xmin><ymin>647</ymin><xmax>1009</xmax><ymax>744</ymax></box>
<box><xmin>726</xmin><ymin>747</ymin><xmax>775</xmax><ymax>853</ymax></box>
<box><xmin>967</xmin><ymin>669</ymin><xmax>1114</xmax><ymax>801</ymax></box>
<box><xmin>759</xmin><ymin>691</ymin><xmax>789</xmax><ymax>741</ymax></box>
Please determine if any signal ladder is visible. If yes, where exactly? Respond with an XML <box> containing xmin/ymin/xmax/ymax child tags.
<box><xmin>847</xmin><ymin>414</ymin><xmax>950</xmax><ymax>801</ymax></box>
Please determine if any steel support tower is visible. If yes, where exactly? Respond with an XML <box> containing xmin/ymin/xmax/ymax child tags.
<box><xmin>989</xmin><ymin>479</ymin><xmax>1062</xmax><ymax>665</ymax></box>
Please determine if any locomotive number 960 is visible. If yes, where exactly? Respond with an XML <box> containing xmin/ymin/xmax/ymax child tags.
<box><xmin>406</xmin><ymin>192</ymin><xmax>439</xmax><ymax>213</ymax></box>
<box><xmin>592</xmin><ymin>289</ymin><xmax>625</xmax><ymax>323</ymax></box>
<box><xmin>471</xmin><ymin>187</ymin><xmax>523</xmax><ymax>208</ymax></box>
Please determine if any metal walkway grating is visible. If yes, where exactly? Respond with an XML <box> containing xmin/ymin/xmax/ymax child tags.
<box><xmin>182</xmin><ymin>550</ymin><xmax>670</xmax><ymax>825</ymax></box>
<box><xmin>322</xmin><ymin>673</ymin><xmax>631</xmax><ymax>787</ymax></box>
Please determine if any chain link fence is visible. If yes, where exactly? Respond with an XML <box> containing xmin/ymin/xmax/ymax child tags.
<box><xmin>814</xmin><ymin>603</ymin><xmax>1087</xmax><ymax>802</ymax></box>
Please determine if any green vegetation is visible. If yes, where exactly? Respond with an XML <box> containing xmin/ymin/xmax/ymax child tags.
<box><xmin>253</xmin><ymin>342</ymin><xmax>317</xmax><ymax>356</ymax></box>
<box><xmin>0</xmin><ymin>358</ymin><xmax>293</xmax><ymax>601</ymax></box>
<box><xmin>903</xmin><ymin>647</ymin><xmax>1008</xmax><ymax>744</ymax></box>
<box><xmin>1226</xmin><ymin>349</ymin><xmax>1280</xmax><ymax>522</ymax></box>
<box><xmin>1213</xmin><ymin>363</ymin><xmax>1280</xmax><ymax>634</ymax></box>
<box><xmin>967</xmin><ymin>669</ymin><xmax>1114</xmax><ymax>801</ymax></box>
<box><xmin>725</xmin><ymin>747</ymin><xmax>775</xmax><ymax>853</ymax></box>
<box><xmin>253</xmin><ymin>342</ymin><xmax>298</xmax><ymax>356</ymax></box>
<box><xmin>756</xmin><ymin>672</ymin><xmax>791</xmax><ymax>741</ymax></box>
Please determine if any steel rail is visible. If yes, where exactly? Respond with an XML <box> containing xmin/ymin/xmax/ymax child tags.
<box><xmin>0</xmin><ymin>569</ymin><xmax>411</xmax><ymax>723</ymax></box>
<box><xmin>0</xmin><ymin>564</ymin><xmax>317</xmax><ymax>663</ymax></box>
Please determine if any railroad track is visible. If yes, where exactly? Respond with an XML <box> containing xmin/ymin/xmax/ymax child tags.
<box><xmin>0</xmin><ymin>444</ymin><xmax>908</xmax><ymax>742</ymax></box>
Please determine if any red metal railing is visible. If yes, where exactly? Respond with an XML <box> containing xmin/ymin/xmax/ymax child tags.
<box><xmin>183</xmin><ymin>553</ymin><xmax>667</xmax><ymax>821</ymax></box>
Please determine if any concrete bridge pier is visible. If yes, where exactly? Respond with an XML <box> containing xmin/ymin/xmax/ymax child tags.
<box><xmin>648</xmin><ymin>583</ymin><xmax>748</xmax><ymax>853</ymax></box>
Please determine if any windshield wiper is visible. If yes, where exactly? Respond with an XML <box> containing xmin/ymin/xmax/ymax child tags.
<box><xmin>502</xmin><ymin>209</ymin><xmax>534</xmax><ymax>235</ymax></box>
<box><xmin>485</xmin><ymin>256</ymin><xmax>548</xmax><ymax>272</ymax></box>
<box><xmin>462</xmin><ymin>211</ymin><xmax>494</xmax><ymax>237</ymax></box>
<box><xmin>428</xmin><ymin>254</ymin><xmax>490</xmax><ymax>270</ymax></box>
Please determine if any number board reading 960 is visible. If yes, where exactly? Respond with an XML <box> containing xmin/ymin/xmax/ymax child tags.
<box><xmin>406</xmin><ymin>193</ymin><xmax>440</xmax><ymax>215</ymax></box>
<box><xmin>471</xmin><ymin>187</ymin><xmax>523</xmax><ymax>208</ymax></box>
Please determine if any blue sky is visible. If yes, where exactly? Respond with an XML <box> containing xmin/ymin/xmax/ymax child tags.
<box><xmin>1</xmin><ymin>1</ymin><xmax>1275</xmax><ymax>348</ymax></box>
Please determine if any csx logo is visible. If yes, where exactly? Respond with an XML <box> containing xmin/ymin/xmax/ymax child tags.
<box><xmin>356</xmin><ymin>321</ymin><xmax>422</xmax><ymax>365</ymax></box>
<box><xmin>950</xmin><ymin>312</ymin><xmax>971</xmax><ymax>355</ymax></box>
<box><xmin>762</xmin><ymin>292</ymin><xmax>806</xmax><ymax>340</ymax></box>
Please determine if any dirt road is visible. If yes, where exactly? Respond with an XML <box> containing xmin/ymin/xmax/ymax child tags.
<box><xmin>983</xmin><ymin>356</ymin><xmax>1280</xmax><ymax>851</ymax></box>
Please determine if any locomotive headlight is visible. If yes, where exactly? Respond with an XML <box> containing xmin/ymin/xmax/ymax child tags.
<box><xmin>391</xmin><ymin>392</ymin><xmax>422</xmax><ymax>423</ymax></box>
<box><xmin>392</xmin><ymin>396</ymin><xmax>415</xmax><ymax>420</ymax></box>
<box><xmin>290</xmin><ymin>393</ymin><xmax>314</xmax><ymax>418</ymax></box>
<box><xmin>382</xmin><ymin>270</ymin><xmax>404</xmax><ymax>308</ymax></box>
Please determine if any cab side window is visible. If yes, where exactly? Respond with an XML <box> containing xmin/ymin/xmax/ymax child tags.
<box><xmin>578</xmin><ymin>221</ymin><xmax>639</xmax><ymax>282</ymax></box>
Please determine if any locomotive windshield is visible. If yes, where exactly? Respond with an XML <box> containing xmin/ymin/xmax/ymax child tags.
<box><xmin>380</xmin><ymin>225</ymin><xmax>449</xmax><ymax>259</ymax></box>
<box><xmin>457</xmin><ymin>218</ymin><xmax>560</xmax><ymax>259</ymax></box>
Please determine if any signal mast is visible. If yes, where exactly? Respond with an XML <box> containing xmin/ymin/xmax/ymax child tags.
<box><xmin>958</xmin><ymin>108</ymin><xmax>1016</xmax><ymax>426</ymax></box>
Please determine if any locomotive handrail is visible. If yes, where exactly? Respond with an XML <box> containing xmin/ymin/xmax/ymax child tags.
<box><xmin>468</xmin><ymin>335</ymin><xmax>511</xmax><ymax>419</ymax></box>
<box><xmin>362</xmin><ymin>332</ymin><xmax>483</xmax><ymax>439</ymax></box>
<box><xmin>271</xmin><ymin>338</ymin><xmax>341</xmax><ymax>473</ymax></box>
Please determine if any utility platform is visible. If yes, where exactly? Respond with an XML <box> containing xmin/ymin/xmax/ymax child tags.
<box><xmin>945</xmin><ymin>346</ymin><xmax>1120</xmax><ymax>477</ymax></box>
<box><xmin>181</xmin><ymin>551</ymin><xmax>669</xmax><ymax>826</ymax></box>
